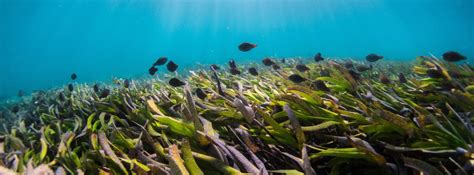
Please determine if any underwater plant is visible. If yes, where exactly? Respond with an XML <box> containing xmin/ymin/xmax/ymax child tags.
<box><xmin>0</xmin><ymin>56</ymin><xmax>473</xmax><ymax>175</ymax></box>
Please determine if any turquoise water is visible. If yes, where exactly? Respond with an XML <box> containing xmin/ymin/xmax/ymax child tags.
<box><xmin>0</xmin><ymin>0</ymin><xmax>472</xmax><ymax>99</ymax></box>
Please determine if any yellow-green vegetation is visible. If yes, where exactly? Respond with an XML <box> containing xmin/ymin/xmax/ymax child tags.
<box><xmin>0</xmin><ymin>56</ymin><xmax>473</xmax><ymax>174</ymax></box>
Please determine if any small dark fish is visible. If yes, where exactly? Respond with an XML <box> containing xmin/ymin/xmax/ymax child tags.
<box><xmin>167</xmin><ymin>61</ymin><xmax>178</xmax><ymax>72</ymax></box>
<box><xmin>272</xmin><ymin>105</ymin><xmax>283</xmax><ymax>114</ymax></box>
<box><xmin>288</xmin><ymin>74</ymin><xmax>306</xmax><ymax>83</ymax></box>
<box><xmin>229</xmin><ymin>59</ymin><xmax>237</xmax><ymax>69</ymax></box>
<box><xmin>248</xmin><ymin>67</ymin><xmax>258</xmax><ymax>76</ymax></box>
<box><xmin>18</xmin><ymin>90</ymin><xmax>24</xmax><ymax>97</ymax></box>
<box><xmin>238</xmin><ymin>42</ymin><xmax>257</xmax><ymax>52</ymax></box>
<box><xmin>344</xmin><ymin>61</ymin><xmax>354</xmax><ymax>68</ymax></box>
<box><xmin>93</xmin><ymin>84</ymin><xmax>100</xmax><ymax>93</ymax></box>
<box><xmin>124</xmin><ymin>79</ymin><xmax>131</xmax><ymax>88</ymax></box>
<box><xmin>99</xmin><ymin>89</ymin><xmax>110</xmax><ymax>98</ymax></box>
<box><xmin>355</xmin><ymin>64</ymin><xmax>372</xmax><ymax>72</ymax></box>
<box><xmin>58</xmin><ymin>92</ymin><xmax>66</xmax><ymax>101</ymax></box>
<box><xmin>272</xmin><ymin>64</ymin><xmax>281</xmax><ymax>70</ymax></box>
<box><xmin>211</xmin><ymin>64</ymin><xmax>221</xmax><ymax>70</ymax></box>
<box><xmin>11</xmin><ymin>105</ymin><xmax>20</xmax><ymax>113</ymax></box>
<box><xmin>262</xmin><ymin>58</ymin><xmax>275</xmax><ymax>66</ymax></box>
<box><xmin>366</xmin><ymin>53</ymin><xmax>383</xmax><ymax>62</ymax></box>
<box><xmin>314</xmin><ymin>52</ymin><xmax>324</xmax><ymax>62</ymax></box>
<box><xmin>398</xmin><ymin>73</ymin><xmax>407</xmax><ymax>83</ymax></box>
<box><xmin>448</xmin><ymin>70</ymin><xmax>465</xmax><ymax>78</ymax></box>
<box><xmin>149</xmin><ymin>66</ymin><xmax>158</xmax><ymax>76</ymax></box>
<box><xmin>281</xmin><ymin>58</ymin><xmax>286</xmax><ymax>63</ymax></box>
<box><xmin>169</xmin><ymin>78</ymin><xmax>186</xmax><ymax>87</ymax></box>
<box><xmin>442</xmin><ymin>51</ymin><xmax>466</xmax><ymax>62</ymax></box>
<box><xmin>295</xmin><ymin>64</ymin><xmax>310</xmax><ymax>72</ymax></box>
<box><xmin>68</xmin><ymin>84</ymin><xmax>74</xmax><ymax>92</ymax></box>
<box><xmin>153</xmin><ymin>57</ymin><xmax>168</xmax><ymax>66</ymax></box>
<box><xmin>71</xmin><ymin>73</ymin><xmax>77</xmax><ymax>80</ymax></box>
<box><xmin>426</xmin><ymin>68</ymin><xmax>444</xmax><ymax>78</ymax></box>
<box><xmin>438</xmin><ymin>83</ymin><xmax>456</xmax><ymax>91</ymax></box>
<box><xmin>195</xmin><ymin>88</ymin><xmax>207</xmax><ymax>100</ymax></box>
<box><xmin>230</xmin><ymin>68</ymin><xmax>241</xmax><ymax>75</ymax></box>
<box><xmin>348</xmin><ymin>70</ymin><xmax>361</xmax><ymax>80</ymax></box>
<box><xmin>312</xmin><ymin>80</ymin><xmax>330</xmax><ymax>92</ymax></box>
<box><xmin>379</xmin><ymin>74</ymin><xmax>390</xmax><ymax>84</ymax></box>
<box><xmin>320</xmin><ymin>69</ymin><xmax>330</xmax><ymax>77</ymax></box>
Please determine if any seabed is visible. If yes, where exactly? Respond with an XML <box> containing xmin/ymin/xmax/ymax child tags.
<box><xmin>0</xmin><ymin>56</ymin><xmax>473</xmax><ymax>174</ymax></box>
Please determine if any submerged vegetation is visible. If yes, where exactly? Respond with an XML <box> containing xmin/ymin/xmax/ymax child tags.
<box><xmin>0</xmin><ymin>55</ymin><xmax>473</xmax><ymax>174</ymax></box>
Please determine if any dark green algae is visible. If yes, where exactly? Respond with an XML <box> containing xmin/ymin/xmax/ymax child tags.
<box><xmin>0</xmin><ymin>56</ymin><xmax>473</xmax><ymax>175</ymax></box>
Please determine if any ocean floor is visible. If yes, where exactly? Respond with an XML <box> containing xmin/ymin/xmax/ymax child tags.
<box><xmin>0</xmin><ymin>56</ymin><xmax>473</xmax><ymax>174</ymax></box>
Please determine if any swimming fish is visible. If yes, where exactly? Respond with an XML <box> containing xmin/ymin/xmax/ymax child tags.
<box><xmin>426</xmin><ymin>68</ymin><xmax>444</xmax><ymax>78</ymax></box>
<box><xmin>195</xmin><ymin>88</ymin><xmax>207</xmax><ymax>100</ymax></box>
<box><xmin>312</xmin><ymin>80</ymin><xmax>330</xmax><ymax>92</ymax></box>
<box><xmin>229</xmin><ymin>60</ymin><xmax>237</xmax><ymax>69</ymax></box>
<box><xmin>398</xmin><ymin>73</ymin><xmax>407</xmax><ymax>83</ymax></box>
<box><xmin>248</xmin><ymin>67</ymin><xmax>258</xmax><ymax>76</ymax></box>
<box><xmin>295</xmin><ymin>64</ymin><xmax>310</xmax><ymax>72</ymax></box>
<box><xmin>18</xmin><ymin>90</ymin><xmax>24</xmax><ymax>97</ymax></box>
<box><xmin>99</xmin><ymin>89</ymin><xmax>110</xmax><ymax>98</ymax></box>
<box><xmin>314</xmin><ymin>52</ymin><xmax>324</xmax><ymax>62</ymax></box>
<box><xmin>262</xmin><ymin>58</ymin><xmax>275</xmax><ymax>66</ymax></box>
<box><xmin>442</xmin><ymin>51</ymin><xmax>466</xmax><ymax>62</ymax></box>
<box><xmin>281</xmin><ymin>58</ymin><xmax>286</xmax><ymax>63</ymax></box>
<box><xmin>11</xmin><ymin>105</ymin><xmax>20</xmax><ymax>113</ymax></box>
<box><xmin>149</xmin><ymin>67</ymin><xmax>158</xmax><ymax>76</ymax></box>
<box><xmin>288</xmin><ymin>74</ymin><xmax>306</xmax><ymax>83</ymax></box>
<box><xmin>68</xmin><ymin>84</ymin><xmax>74</xmax><ymax>92</ymax></box>
<box><xmin>448</xmin><ymin>70</ymin><xmax>466</xmax><ymax>78</ymax></box>
<box><xmin>211</xmin><ymin>64</ymin><xmax>221</xmax><ymax>70</ymax></box>
<box><xmin>230</xmin><ymin>68</ymin><xmax>241</xmax><ymax>75</ymax></box>
<box><xmin>348</xmin><ymin>70</ymin><xmax>361</xmax><ymax>80</ymax></box>
<box><xmin>366</xmin><ymin>54</ymin><xmax>383</xmax><ymax>62</ymax></box>
<box><xmin>71</xmin><ymin>73</ymin><xmax>77</xmax><ymax>80</ymax></box>
<box><xmin>167</xmin><ymin>61</ymin><xmax>178</xmax><ymax>72</ymax></box>
<box><xmin>58</xmin><ymin>92</ymin><xmax>66</xmax><ymax>101</ymax></box>
<box><xmin>153</xmin><ymin>57</ymin><xmax>168</xmax><ymax>66</ymax></box>
<box><xmin>272</xmin><ymin>105</ymin><xmax>283</xmax><ymax>114</ymax></box>
<box><xmin>355</xmin><ymin>64</ymin><xmax>372</xmax><ymax>72</ymax></box>
<box><xmin>344</xmin><ymin>61</ymin><xmax>354</xmax><ymax>69</ymax></box>
<box><xmin>238</xmin><ymin>42</ymin><xmax>257</xmax><ymax>52</ymax></box>
<box><xmin>93</xmin><ymin>84</ymin><xmax>100</xmax><ymax>93</ymax></box>
<box><xmin>379</xmin><ymin>74</ymin><xmax>390</xmax><ymax>84</ymax></box>
<box><xmin>169</xmin><ymin>78</ymin><xmax>186</xmax><ymax>87</ymax></box>
<box><xmin>124</xmin><ymin>79</ymin><xmax>131</xmax><ymax>88</ymax></box>
<box><xmin>320</xmin><ymin>69</ymin><xmax>330</xmax><ymax>77</ymax></box>
<box><xmin>272</xmin><ymin>64</ymin><xmax>281</xmax><ymax>70</ymax></box>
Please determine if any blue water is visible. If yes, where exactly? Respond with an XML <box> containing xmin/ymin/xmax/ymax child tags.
<box><xmin>1</xmin><ymin>0</ymin><xmax>473</xmax><ymax>99</ymax></box>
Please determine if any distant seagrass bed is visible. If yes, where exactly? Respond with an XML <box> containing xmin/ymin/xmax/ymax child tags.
<box><xmin>0</xmin><ymin>54</ymin><xmax>473</xmax><ymax>174</ymax></box>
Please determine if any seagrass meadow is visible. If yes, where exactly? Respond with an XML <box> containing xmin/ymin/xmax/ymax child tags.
<box><xmin>0</xmin><ymin>56</ymin><xmax>473</xmax><ymax>175</ymax></box>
